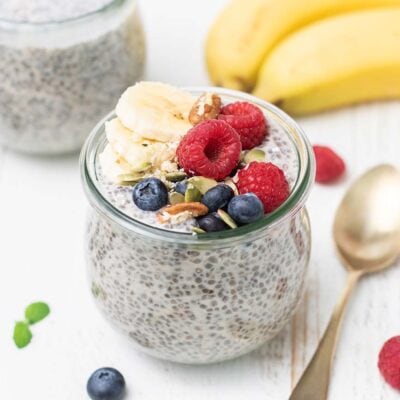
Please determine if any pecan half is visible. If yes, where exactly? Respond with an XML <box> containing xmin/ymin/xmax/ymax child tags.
<box><xmin>189</xmin><ymin>93</ymin><xmax>221</xmax><ymax>126</ymax></box>
<box><xmin>157</xmin><ymin>202</ymin><xmax>209</xmax><ymax>223</ymax></box>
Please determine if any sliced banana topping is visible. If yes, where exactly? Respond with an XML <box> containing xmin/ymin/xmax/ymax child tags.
<box><xmin>99</xmin><ymin>144</ymin><xmax>133</xmax><ymax>182</ymax></box>
<box><xmin>104</xmin><ymin>116</ymin><xmax>178</xmax><ymax>176</ymax></box>
<box><xmin>100</xmin><ymin>82</ymin><xmax>197</xmax><ymax>185</ymax></box>
<box><xmin>116</xmin><ymin>82</ymin><xmax>194</xmax><ymax>142</ymax></box>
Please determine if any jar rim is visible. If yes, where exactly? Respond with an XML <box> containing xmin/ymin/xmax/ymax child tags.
<box><xmin>80</xmin><ymin>87</ymin><xmax>315</xmax><ymax>245</ymax></box>
<box><xmin>0</xmin><ymin>0</ymin><xmax>125</xmax><ymax>27</ymax></box>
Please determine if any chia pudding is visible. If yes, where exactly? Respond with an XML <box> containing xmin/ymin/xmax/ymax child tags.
<box><xmin>81</xmin><ymin>83</ymin><xmax>315</xmax><ymax>363</ymax></box>
<box><xmin>0</xmin><ymin>0</ymin><xmax>145</xmax><ymax>154</ymax></box>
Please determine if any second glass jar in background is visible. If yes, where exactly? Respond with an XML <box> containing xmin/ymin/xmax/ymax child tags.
<box><xmin>0</xmin><ymin>0</ymin><xmax>145</xmax><ymax>154</ymax></box>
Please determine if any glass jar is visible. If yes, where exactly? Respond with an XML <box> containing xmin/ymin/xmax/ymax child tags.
<box><xmin>80</xmin><ymin>88</ymin><xmax>315</xmax><ymax>364</ymax></box>
<box><xmin>0</xmin><ymin>0</ymin><xmax>145</xmax><ymax>154</ymax></box>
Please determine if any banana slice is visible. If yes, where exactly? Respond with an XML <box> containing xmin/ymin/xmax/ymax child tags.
<box><xmin>115</xmin><ymin>82</ymin><xmax>195</xmax><ymax>142</ymax></box>
<box><xmin>105</xmin><ymin>116</ymin><xmax>179</xmax><ymax>173</ymax></box>
<box><xmin>99</xmin><ymin>144</ymin><xmax>133</xmax><ymax>183</ymax></box>
<box><xmin>106</xmin><ymin>117</ymin><xmax>143</xmax><ymax>143</ymax></box>
<box><xmin>106</xmin><ymin>117</ymin><xmax>151</xmax><ymax>170</ymax></box>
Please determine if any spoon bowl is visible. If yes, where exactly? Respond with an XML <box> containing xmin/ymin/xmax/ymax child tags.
<box><xmin>333</xmin><ymin>164</ymin><xmax>400</xmax><ymax>271</ymax></box>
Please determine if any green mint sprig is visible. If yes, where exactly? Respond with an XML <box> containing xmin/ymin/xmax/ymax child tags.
<box><xmin>13</xmin><ymin>302</ymin><xmax>50</xmax><ymax>349</ymax></box>
<box><xmin>13</xmin><ymin>322</ymin><xmax>32</xmax><ymax>349</ymax></box>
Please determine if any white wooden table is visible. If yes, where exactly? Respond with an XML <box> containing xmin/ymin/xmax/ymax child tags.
<box><xmin>1</xmin><ymin>1</ymin><xmax>400</xmax><ymax>399</ymax></box>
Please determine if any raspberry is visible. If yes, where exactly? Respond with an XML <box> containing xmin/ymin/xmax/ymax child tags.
<box><xmin>237</xmin><ymin>162</ymin><xmax>289</xmax><ymax>213</ymax></box>
<box><xmin>378</xmin><ymin>336</ymin><xmax>400</xmax><ymax>390</ymax></box>
<box><xmin>313</xmin><ymin>145</ymin><xmax>346</xmax><ymax>183</ymax></box>
<box><xmin>219</xmin><ymin>102</ymin><xmax>268</xmax><ymax>150</ymax></box>
<box><xmin>177</xmin><ymin>120</ymin><xmax>241</xmax><ymax>180</ymax></box>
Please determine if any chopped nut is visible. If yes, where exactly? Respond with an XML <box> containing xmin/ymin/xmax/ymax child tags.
<box><xmin>157</xmin><ymin>202</ymin><xmax>208</xmax><ymax>223</ymax></box>
<box><xmin>189</xmin><ymin>92</ymin><xmax>221</xmax><ymax>126</ymax></box>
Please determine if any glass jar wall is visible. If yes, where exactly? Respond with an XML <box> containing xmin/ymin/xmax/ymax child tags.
<box><xmin>81</xmin><ymin>88</ymin><xmax>315</xmax><ymax>363</ymax></box>
<box><xmin>0</xmin><ymin>0</ymin><xmax>145</xmax><ymax>154</ymax></box>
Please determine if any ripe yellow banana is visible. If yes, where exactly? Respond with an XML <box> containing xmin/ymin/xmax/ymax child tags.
<box><xmin>253</xmin><ymin>8</ymin><xmax>400</xmax><ymax>115</ymax></box>
<box><xmin>205</xmin><ymin>0</ymin><xmax>400</xmax><ymax>91</ymax></box>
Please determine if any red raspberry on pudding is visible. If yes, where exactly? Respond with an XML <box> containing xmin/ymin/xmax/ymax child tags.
<box><xmin>177</xmin><ymin>120</ymin><xmax>241</xmax><ymax>180</ymax></box>
<box><xmin>219</xmin><ymin>101</ymin><xmax>268</xmax><ymax>150</ymax></box>
<box><xmin>237</xmin><ymin>161</ymin><xmax>289</xmax><ymax>213</ymax></box>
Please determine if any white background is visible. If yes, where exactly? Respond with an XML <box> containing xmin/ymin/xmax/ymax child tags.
<box><xmin>1</xmin><ymin>0</ymin><xmax>400</xmax><ymax>399</ymax></box>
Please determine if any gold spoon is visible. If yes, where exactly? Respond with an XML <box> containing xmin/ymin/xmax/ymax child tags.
<box><xmin>290</xmin><ymin>164</ymin><xmax>400</xmax><ymax>400</ymax></box>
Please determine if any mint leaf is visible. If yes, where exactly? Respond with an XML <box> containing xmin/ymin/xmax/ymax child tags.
<box><xmin>25</xmin><ymin>302</ymin><xmax>50</xmax><ymax>324</ymax></box>
<box><xmin>13</xmin><ymin>321</ymin><xmax>32</xmax><ymax>349</ymax></box>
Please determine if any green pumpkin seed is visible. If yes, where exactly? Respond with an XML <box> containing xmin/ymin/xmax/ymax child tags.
<box><xmin>185</xmin><ymin>184</ymin><xmax>202</xmax><ymax>202</ymax></box>
<box><xmin>131</xmin><ymin>162</ymin><xmax>152</xmax><ymax>173</ymax></box>
<box><xmin>217</xmin><ymin>209</ymin><xmax>237</xmax><ymax>229</ymax></box>
<box><xmin>192</xmin><ymin>226</ymin><xmax>206</xmax><ymax>234</ymax></box>
<box><xmin>188</xmin><ymin>176</ymin><xmax>218</xmax><ymax>194</ymax></box>
<box><xmin>169</xmin><ymin>192</ymin><xmax>185</xmax><ymax>205</ymax></box>
<box><xmin>117</xmin><ymin>173</ymin><xmax>145</xmax><ymax>185</ymax></box>
<box><xmin>224</xmin><ymin>178</ymin><xmax>239</xmax><ymax>195</ymax></box>
<box><xmin>165</xmin><ymin>171</ymin><xmax>188</xmax><ymax>182</ymax></box>
<box><xmin>243</xmin><ymin>148</ymin><xmax>265</xmax><ymax>164</ymax></box>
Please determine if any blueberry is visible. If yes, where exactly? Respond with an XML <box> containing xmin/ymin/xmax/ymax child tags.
<box><xmin>201</xmin><ymin>184</ymin><xmax>234</xmax><ymax>212</ymax></box>
<box><xmin>87</xmin><ymin>367</ymin><xmax>126</xmax><ymax>400</ymax></box>
<box><xmin>132</xmin><ymin>178</ymin><xmax>168</xmax><ymax>211</ymax></box>
<box><xmin>197</xmin><ymin>212</ymin><xmax>228</xmax><ymax>232</ymax></box>
<box><xmin>227</xmin><ymin>193</ymin><xmax>264</xmax><ymax>225</ymax></box>
<box><xmin>174</xmin><ymin>180</ymin><xmax>188</xmax><ymax>195</ymax></box>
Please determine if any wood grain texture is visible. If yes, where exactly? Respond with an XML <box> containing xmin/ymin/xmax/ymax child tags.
<box><xmin>1</xmin><ymin>1</ymin><xmax>400</xmax><ymax>399</ymax></box>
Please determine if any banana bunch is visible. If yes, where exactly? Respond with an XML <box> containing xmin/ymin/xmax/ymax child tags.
<box><xmin>206</xmin><ymin>0</ymin><xmax>400</xmax><ymax>115</ymax></box>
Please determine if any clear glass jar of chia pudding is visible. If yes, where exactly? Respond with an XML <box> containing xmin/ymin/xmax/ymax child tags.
<box><xmin>0</xmin><ymin>0</ymin><xmax>145</xmax><ymax>154</ymax></box>
<box><xmin>80</xmin><ymin>88</ymin><xmax>315</xmax><ymax>364</ymax></box>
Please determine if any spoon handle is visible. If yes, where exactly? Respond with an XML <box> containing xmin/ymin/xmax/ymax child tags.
<box><xmin>289</xmin><ymin>270</ymin><xmax>363</xmax><ymax>400</ymax></box>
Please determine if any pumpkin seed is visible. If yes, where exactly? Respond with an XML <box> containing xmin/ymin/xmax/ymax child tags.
<box><xmin>117</xmin><ymin>173</ymin><xmax>145</xmax><ymax>185</ymax></box>
<box><xmin>185</xmin><ymin>183</ymin><xmax>202</xmax><ymax>202</ymax></box>
<box><xmin>217</xmin><ymin>209</ymin><xmax>237</xmax><ymax>229</ymax></box>
<box><xmin>165</xmin><ymin>171</ymin><xmax>188</xmax><ymax>182</ymax></box>
<box><xmin>243</xmin><ymin>148</ymin><xmax>265</xmax><ymax>164</ymax></box>
<box><xmin>188</xmin><ymin>176</ymin><xmax>218</xmax><ymax>194</ymax></box>
<box><xmin>169</xmin><ymin>192</ymin><xmax>185</xmax><ymax>205</ymax></box>
<box><xmin>131</xmin><ymin>162</ymin><xmax>152</xmax><ymax>173</ymax></box>
<box><xmin>224</xmin><ymin>178</ymin><xmax>239</xmax><ymax>195</ymax></box>
<box><xmin>192</xmin><ymin>226</ymin><xmax>206</xmax><ymax>234</ymax></box>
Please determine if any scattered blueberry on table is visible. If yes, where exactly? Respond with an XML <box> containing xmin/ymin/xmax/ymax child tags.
<box><xmin>87</xmin><ymin>367</ymin><xmax>126</xmax><ymax>400</ymax></box>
